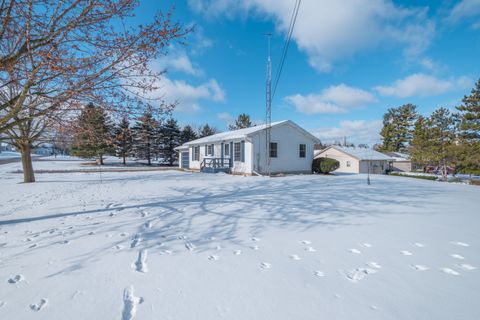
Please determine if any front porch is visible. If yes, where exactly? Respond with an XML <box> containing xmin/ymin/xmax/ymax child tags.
<box><xmin>200</xmin><ymin>157</ymin><xmax>231</xmax><ymax>173</ymax></box>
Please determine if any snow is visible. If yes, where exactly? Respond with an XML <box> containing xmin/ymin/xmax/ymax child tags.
<box><xmin>317</xmin><ymin>145</ymin><xmax>394</xmax><ymax>161</ymax></box>
<box><xmin>0</xmin><ymin>158</ymin><xmax>480</xmax><ymax>319</ymax></box>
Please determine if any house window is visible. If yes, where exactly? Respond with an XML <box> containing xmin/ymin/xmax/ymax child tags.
<box><xmin>299</xmin><ymin>144</ymin><xmax>306</xmax><ymax>158</ymax></box>
<box><xmin>346</xmin><ymin>160</ymin><xmax>351</xmax><ymax>167</ymax></box>
<box><xmin>269</xmin><ymin>142</ymin><xmax>277</xmax><ymax>158</ymax></box>
<box><xmin>207</xmin><ymin>144</ymin><xmax>213</xmax><ymax>156</ymax></box>
<box><xmin>224</xmin><ymin>143</ymin><xmax>230</xmax><ymax>156</ymax></box>
<box><xmin>234</xmin><ymin>142</ymin><xmax>241</xmax><ymax>161</ymax></box>
<box><xmin>194</xmin><ymin>146</ymin><xmax>200</xmax><ymax>161</ymax></box>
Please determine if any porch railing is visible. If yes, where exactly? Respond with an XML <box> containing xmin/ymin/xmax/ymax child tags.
<box><xmin>201</xmin><ymin>157</ymin><xmax>230</xmax><ymax>169</ymax></box>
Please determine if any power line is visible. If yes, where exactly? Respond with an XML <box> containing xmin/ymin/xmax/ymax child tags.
<box><xmin>272</xmin><ymin>0</ymin><xmax>301</xmax><ymax>100</ymax></box>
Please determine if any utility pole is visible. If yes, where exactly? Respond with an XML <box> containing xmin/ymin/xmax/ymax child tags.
<box><xmin>264</xmin><ymin>33</ymin><xmax>272</xmax><ymax>176</ymax></box>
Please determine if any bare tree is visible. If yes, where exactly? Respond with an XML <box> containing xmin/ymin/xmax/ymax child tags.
<box><xmin>0</xmin><ymin>0</ymin><xmax>189</xmax><ymax>182</ymax></box>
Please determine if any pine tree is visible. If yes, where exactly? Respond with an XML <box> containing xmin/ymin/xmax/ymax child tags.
<box><xmin>228</xmin><ymin>113</ymin><xmax>253</xmax><ymax>130</ymax></box>
<box><xmin>380</xmin><ymin>104</ymin><xmax>418</xmax><ymax>152</ymax></box>
<box><xmin>114</xmin><ymin>116</ymin><xmax>133</xmax><ymax>165</ymax></box>
<box><xmin>132</xmin><ymin>110</ymin><xmax>159</xmax><ymax>166</ymax></box>
<box><xmin>199</xmin><ymin>123</ymin><xmax>217</xmax><ymax>137</ymax></box>
<box><xmin>71</xmin><ymin>103</ymin><xmax>113</xmax><ymax>165</ymax></box>
<box><xmin>180</xmin><ymin>125</ymin><xmax>198</xmax><ymax>144</ymax></box>
<box><xmin>410</xmin><ymin>116</ymin><xmax>433</xmax><ymax>170</ymax></box>
<box><xmin>456</xmin><ymin>79</ymin><xmax>480</xmax><ymax>173</ymax></box>
<box><xmin>160</xmin><ymin>118</ymin><xmax>181</xmax><ymax>165</ymax></box>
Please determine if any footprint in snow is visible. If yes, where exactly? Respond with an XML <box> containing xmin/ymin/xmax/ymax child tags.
<box><xmin>185</xmin><ymin>242</ymin><xmax>196</xmax><ymax>251</ymax></box>
<box><xmin>349</xmin><ymin>249</ymin><xmax>361</xmax><ymax>254</ymax></box>
<box><xmin>29</xmin><ymin>298</ymin><xmax>47</xmax><ymax>311</ymax></box>
<box><xmin>159</xmin><ymin>250</ymin><xmax>172</xmax><ymax>255</ymax></box>
<box><xmin>410</xmin><ymin>265</ymin><xmax>429</xmax><ymax>271</ymax></box>
<box><xmin>289</xmin><ymin>254</ymin><xmax>301</xmax><ymax>261</ymax></box>
<box><xmin>28</xmin><ymin>244</ymin><xmax>37</xmax><ymax>249</ymax></box>
<box><xmin>208</xmin><ymin>255</ymin><xmax>219</xmax><ymax>261</ymax></box>
<box><xmin>441</xmin><ymin>268</ymin><xmax>460</xmax><ymax>276</ymax></box>
<box><xmin>140</xmin><ymin>210</ymin><xmax>149</xmax><ymax>218</ymax></box>
<box><xmin>215</xmin><ymin>245</ymin><xmax>222</xmax><ymax>251</ymax></box>
<box><xmin>412</xmin><ymin>242</ymin><xmax>425</xmax><ymax>248</ymax></box>
<box><xmin>314</xmin><ymin>270</ymin><xmax>325</xmax><ymax>277</ymax></box>
<box><xmin>305</xmin><ymin>246</ymin><xmax>316</xmax><ymax>252</ymax></box>
<box><xmin>457</xmin><ymin>264</ymin><xmax>476</xmax><ymax>271</ymax></box>
<box><xmin>260</xmin><ymin>262</ymin><xmax>271</xmax><ymax>269</ymax></box>
<box><xmin>401</xmin><ymin>250</ymin><xmax>413</xmax><ymax>256</ymax></box>
<box><xmin>250</xmin><ymin>245</ymin><xmax>259</xmax><ymax>250</ymax></box>
<box><xmin>251</xmin><ymin>237</ymin><xmax>260</xmax><ymax>242</ymax></box>
<box><xmin>7</xmin><ymin>274</ymin><xmax>25</xmax><ymax>284</ymax></box>
<box><xmin>114</xmin><ymin>245</ymin><xmax>123</xmax><ymax>250</ymax></box>
<box><xmin>121</xmin><ymin>286</ymin><xmax>144</xmax><ymax>320</ymax></box>
<box><xmin>451</xmin><ymin>254</ymin><xmax>465</xmax><ymax>260</ymax></box>
<box><xmin>451</xmin><ymin>241</ymin><xmax>470</xmax><ymax>247</ymax></box>
<box><xmin>345</xmin><ymin>268</ymin><xmax>377</xmax><ymax>282</ymax></box>
<box><xmin>130</xmin><ymin>234</ymin><xmax>142</xmax><ymax>248</ymax></box>
<box><xmin>134</xmin><ymin>250</ymin><xmax>148</xmax><ymax>273</ymax></box>
<box><xmin>301</xmin><ymin>240</ymin><xmax>311</xmax><ymax>245</ymax></box>
<box><xmin>360</xmin><ymin>243</ymin><xmax>372</xmax><ymax>248</ymax></box>
<box><xmin>0</xmin><ymin>301</ymin><xmax>5</xmax><ymax>308</ymax></box>
<box><xmin>366</xmin><ymin>262</ymin><xmax>382</xmax><ymax>269</ymax></box>
<box><xmin>233</xmin><ymin>250</ymin><xmax>242</xmax><ymax>255</ymax></box>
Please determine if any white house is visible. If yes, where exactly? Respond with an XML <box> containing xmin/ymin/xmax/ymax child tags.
<box><xmin>384</xmin><ymin>152</ymin><xmax>412</xmax><ymax>172</ymax></box>
<box><xmin>175</xmin><ymin>120</ymin><xmax>320</xmax><ymax>175</ymax></box>
<box><xmin>314</xmin><ymin>145</ymin><xmax>394</xmax><ymax>174</ymax></box>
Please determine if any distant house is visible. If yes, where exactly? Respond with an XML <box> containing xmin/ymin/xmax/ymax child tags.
<box><xmin>384</xmin><ymin>152</ymin><xmax>412</xmax><ymax>172</ymax></box>
<box><xmin>175</xmin><ymin>120</ymin><xmax>320</xmax><ymax>175</ymax></box>
<box><xmin>32</xmin><ymin>143</ymin><xmax>55</xmax><ymax>156</ymax></box>
<box><xmin>314</xmin><ymin>145</ymin><xmax>393</xmax><ymax>174</ymax></box>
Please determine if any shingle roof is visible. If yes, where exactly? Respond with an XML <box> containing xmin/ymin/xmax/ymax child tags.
<box><xmin>180</xmin><ymin>120</ymin><xmax>319</xmax><ymax>146</ymax></box>
<box><xmin>319</xmin><ymin>146</ymin><xmax>394</xmax><ymax>161</ymax></box>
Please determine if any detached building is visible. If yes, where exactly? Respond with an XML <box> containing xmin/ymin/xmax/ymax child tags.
<box><xmin>175</xmin><ymin>120</ymin><xmax>320</xmax><ymax>175</ymax></box>
<box><xmin>314</xmin><ymin>145</ymin><xmax>393</xmax><ymax>174</ymax></box>
<box><xmin>384</xmin><ymin>152</ymin><xmax>412</xmax><ymax>172</ymax></box>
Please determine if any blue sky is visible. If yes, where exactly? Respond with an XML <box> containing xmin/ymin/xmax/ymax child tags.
<box><xmin>137</xmin><ymin>0</ymin><xmax>479</xmax><ymax>145</ymax></box>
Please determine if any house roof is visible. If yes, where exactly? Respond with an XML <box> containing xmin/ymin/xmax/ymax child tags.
<box><xmin>317</xmin><ymin>145</ymin><xmax>394</xmax><ymax>161</ymax></box>
<box><xmin>384</xmin><ymin>152</ymin><xmax>411</xmax><ymax>161</ymax></box>
<box><xmin>178</xmin><ymin>120</ymin><xmax>320</xmax><ymax>147</ymax></box>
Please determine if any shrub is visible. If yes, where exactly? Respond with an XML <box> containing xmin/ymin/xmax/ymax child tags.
<box><xmin>470</xmin><ymin>179</ymin><xmax>480</xmax><ymax>186</ymax></box>
<box><xmin>389</xmin><ymin>172</ymin><xmax>438</xmax><ymax>181</ymax></box>
<box><xmin>312</xmin><ymin>157</ymin><xmax>339</xmax><ymax>174</ymax></box>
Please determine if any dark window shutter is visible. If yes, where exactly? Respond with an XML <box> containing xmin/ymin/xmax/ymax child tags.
<box><xmin>211</xmin><ymin>144</ymin><xmax>214</xmax><ymax>156</ymax></box>
<box><xmin>240</xmin><ymin>141</ymin><xmax>245</xmax><ymax>162</ymax></box>
<box><xmin>204</xmin><ymin>145</ymin><xmax>207</xmax><ymax>155</ymax></box>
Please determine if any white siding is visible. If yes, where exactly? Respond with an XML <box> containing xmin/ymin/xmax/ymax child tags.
<box><xmin>316</xmin><ymin>147</ymin><xmax>360</xmax><ymax>173</ymax></box>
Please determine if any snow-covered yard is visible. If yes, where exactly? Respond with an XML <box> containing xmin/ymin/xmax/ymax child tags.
<box><xmin>0</xmin><ymin>159</ymin><xmax>479</xmax><ymax>319</ymax></box>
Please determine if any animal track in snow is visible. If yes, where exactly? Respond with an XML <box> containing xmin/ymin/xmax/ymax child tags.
<box><xmin>412</xmin><ymin>242</ymin><xmax>425</xmax><ymax>248</ymax></box>
<box><xmin>29</xmin><ymin>298</ymin><xmax>47</xmax><ymax>311</ymax></box>
<box><xmin>185</xmin><ymin>242</ymin><xmax>196</xmax><ymax>251</ymax></box>
<box><xmin>314</xmin><ymin>271</ymin><xmax>325</xmax><ymax>277</ymax></box>
<box><xmin>366</xmin><ymin>262</ymin><xmax>382</xmax><ymax>269</ymax></box>
<box><xmin>305</xmin><ymin>247</ymin><xmax>316</xmax><ymax>252</ymax></box>
<box><xmin>260</xmin><ymin>262</ymin><xmax>271</xmax><ymax>269</ymax></box>
<box><xmin>251</xmin><ymin>237</ymin><xmax>260</xmax><ymax>242</ymax></box>
<box><xmin>121</xmin><ymin>286</ymin><xmax>144</xmax><ymax>320</ymax></box>
<box><xmin>7</xmin><ymin>274</ymin><xmax>25</xmax><ymax>284</ymax></box>
<box><xmin>144</xmin><ymin>221</ymin><xmax>152</xmax><ymax>229</ymax></box>
<box><xmin>450</xmin><ymin>254</ymin><xmax>465</xmax><ymax>260</ymax></box>
<box><xmin>130</xmin><ymin>234</ymin><xmax>142</xmax><ymax>248</ymax></box>
<box><xmin>346</xmin><ymin>268</ymin><xmax>377</xmax><ymax>282</ymax></box>
<box><xmin>208</xmin><ymin>255</ymin><xmax>219</xmax><ymax>261</ymax></box>
<box><xmin>0</xmin><ymin>301</ymin><xmax>5</xmax><ymax>308</ymax></box>
<box><xmin>134</xmin><ymin>250</ymin><xmax>148</xmax><ymax>273</ymax></box>
<box><xmin>410</xmin><ymin>264</ymin><xmax>429</xmax><ymax>271</ymax></box>
<box><xmin>349</xmin><ymin>249</ymin><xmax>361</xmax><ymax>254</ymax></box>
<box><xmin>457</xmin><ymin>264</ymin><xmax>476</xmax><ymax>271</ymax></box>
<box><xmin>451</xmin><ymin>241</ymin><xmax>470</xmax><ymax>247</ymax></box>
<box><xmin>301</xmin><ymin>240</ymin><xmax>311</xmax><ymax>245</ymax></box>
<box><xmin>441</xmin><ymin>268</ymin><xmax>460</xmax><ymax>275</ymax></box>
<box><xmin>360</xmin><ymin>243</ymin><xmax>372</xmax><ymax>248</ymax></box>
<box><xmin>159</xmin><ymin>250</ymin><xmax>172</xmax><ymax>255</ymax></box>
<box><xmin>289</xmin><ymin>254</ymin><xmax>301</xmax><ymax>261</ymax></box>
<box><xmin>215</xmin><ymin>245</ymin><xmax>222</xmax><ymax>251</ymax></box>
<box><xmin>233</xmin><ymin>250</ymin><xmax>242</xmax><ymax>255</ymax></box>
<box><xmin>401</xmin><ymin>250</ymin><xmax>413</xmax><ymax>256</ymax></box>
<box><xmin>250</xmin><ymin>245</ymin><xmax>259</xmax><ymax>250</ymax></box>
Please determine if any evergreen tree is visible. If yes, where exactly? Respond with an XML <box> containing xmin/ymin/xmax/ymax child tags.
<box><xmin>71</xmin><ymin>103</ymin><xmax>113</xmax><ymax>165</ymax></box>
<box><xmin>114</xmin><ymin>116</ymin><xmax>133</xmax><ymax>165</ymax></box>
<box><xmin>411</xmin><ymin>108</ymin><xmax>458</xmax><ymax>180</ymax></box>
<box><xmin>160</xmin><ymin>118</ymin><xmax>181</xmax><ymax>165</ymax></box>
<box><xmin>380</xmin><ymin>104</ymin><xmax>418</xmax><ymax>152</ymax></box>
<box><xmin>199</xmin><ymin>123</ymin><xmax>218</xmax><ymax>137</ymax></box>
<box><xmin>456</xmin><ymin>79</ymin><xmax>480</xmax><ymax>173</ymax></box>
<box><xmin>180</xmin><ymin>125</ymin><xmax>198</xmax><ymax>144</ymax></box>
<box><xmin>132</xmin><ymin>110</ymin><xmax>159</xmax><ymax>165</ymax></box>
<box><xmin>228</xmin><ymin>113</ymin><xmax>253</xmax><ymax>130</ymax></box>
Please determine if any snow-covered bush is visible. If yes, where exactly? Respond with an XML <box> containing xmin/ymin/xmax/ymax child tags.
<box><xmin>312</xmin><ymin>158</ymin><xmax>339</xmax><ymax>174</ymax></box>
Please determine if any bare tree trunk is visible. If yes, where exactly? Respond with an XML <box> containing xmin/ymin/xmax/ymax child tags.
<box><xmin>99</xmin><ymin>154</ymin><xmax>104</xmax><ymax>165</ymax></box>
<box><xmin>19</xmin><ymin>143</ymin><xmax>35</xmax><ymax>183</ymax></box>
<box><xmin>122</xmin><ymin>155</ymin><xmax>126</xmax><ymax>165</ymax></box>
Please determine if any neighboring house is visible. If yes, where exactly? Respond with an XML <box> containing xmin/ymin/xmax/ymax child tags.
<box><xmin>314</xmin><ymin>145</ymin><xmax>393</xmax><ymax>174</ymax></box>
<box><xmin>175</xmin><ymin>120</ymin><xmax>320</xmax><ymax>175</ymax></box>
<box><xmin>32</xmin><ymin>143</ymin><xmax>55</xmax><ymax>156</ymax></box>
<box><xmin>384</xmin><ymin>152</ymin><xmax>412</xmax><ymax>172</ymax></box>
<box><xmin>0</xmin><ymin>142</ymin><xmax>14</xmax><ymax>152</ymax></box>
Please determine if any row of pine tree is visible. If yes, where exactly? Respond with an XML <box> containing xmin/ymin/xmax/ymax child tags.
<box><xmin>379</xmin><ymin>79</ymin><xmax>480</xmax><ymax>178</ymax></box>
<box><xmin>70</xmin><ymin>104</ymin><xmax>223</xmax><ymax>166</ymax></box>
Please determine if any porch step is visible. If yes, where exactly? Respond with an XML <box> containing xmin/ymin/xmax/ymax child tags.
<box><xmin>200</xmin><ymin>167</ymin><xmax>230</xmax><ymax>174</ymax></box>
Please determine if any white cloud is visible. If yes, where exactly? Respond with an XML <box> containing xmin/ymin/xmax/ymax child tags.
<box><xmin>311</xmin><ymin>120</ymin><xmax>382</xmax><ymax>145</ymax></box>
<box><xmin>153</xmin><ymin>50</ymin><xmax>202</xmax><ymax>76</ymax></box>
<box><xmin>374</xmin><ymin>73</ymin><xmax>473</xmax><ymax>98</ymax></box>
<box><xmin>188</xmin><ymin>0</ymin><xmax>434</xmax><ymax>72</ymax></box>
<box><xmin>147</xmin><ymin>77</ymin><xmax>226</xmax><ymax>113</ymax></box>
<box><xmin>285</xmin><ymin>84</ymin><xmax>376</xmax><ymax>114</ymax></box>
<box><xmin>449</xmin><ymin>0</ymin><xmax>480</xmax><ymax>22</ymax></box>
<box><xmin>217</xmin><ymin>112</ymin><xmax>234</xmax><ymax>122</ymax></box>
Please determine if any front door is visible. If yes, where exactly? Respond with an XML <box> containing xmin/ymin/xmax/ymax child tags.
<box><xmin>181</xmin><ymin>152</ymin><xmax>189</xmax><ymax>169</ymax></box>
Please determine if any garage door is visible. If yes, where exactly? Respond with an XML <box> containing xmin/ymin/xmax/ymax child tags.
<box><xmin>181</xmin><ymin>152</ymin><xmax>189</xmax><ymax>169</ymax></box>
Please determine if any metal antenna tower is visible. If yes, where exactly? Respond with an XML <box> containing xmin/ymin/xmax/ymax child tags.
<box><xmin>264</xmin><ymin>33</ymin><xmax>272</xmax><ymax>176</ymax></box>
